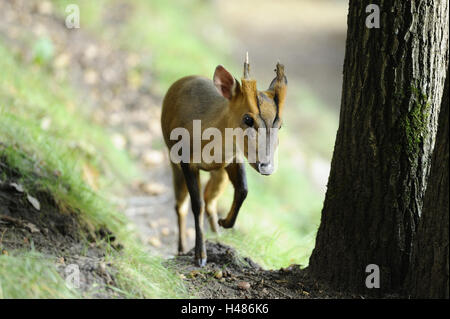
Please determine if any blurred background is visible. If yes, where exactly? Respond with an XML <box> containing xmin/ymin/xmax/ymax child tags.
<box><xmin>0</xmin><ymin>0</ymin><xmax>347</xmax><ymax>269</ymax></box>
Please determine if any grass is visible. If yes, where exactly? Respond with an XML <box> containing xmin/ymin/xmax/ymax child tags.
<box><xmin>0</xmin><ymin>252</ymin><xmax>80</xmax><ymax>299</ymax></box>
<box><xmin>0</xmin><ymin>42</ymin><xmax>187</xmax><ymax>298</ymax></box>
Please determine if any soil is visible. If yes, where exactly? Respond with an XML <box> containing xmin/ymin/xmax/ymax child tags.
<box><xmin>0</xmin><ymin>160</ymin><xmax>120</xmax><ymax>298</ymax></box>
<box><xmin>0</xmin><ymin>0</ymin><xmax>353</xmax><ymax>299</ymax></box>
<box><xmin>173</xmin><ymin>241</ymin><xmax>356</xmax><ymax>299</ymax></box>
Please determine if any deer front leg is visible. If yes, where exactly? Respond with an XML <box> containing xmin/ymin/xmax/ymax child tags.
<box><xmin>180</xmin><ymin>162</ymin><xmax>206</xmax><ymax>267</ymax></box>
<box><xmin>218</xmin><ymin>163</ymin><xmax>248</xmax><ymax>229</ymax></box>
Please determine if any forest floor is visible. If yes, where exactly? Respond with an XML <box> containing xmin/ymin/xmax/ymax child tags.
<box><xmin>0</xmin><ymin>0</ymin><xmax>358</xmax><ymax>299</ymax></box>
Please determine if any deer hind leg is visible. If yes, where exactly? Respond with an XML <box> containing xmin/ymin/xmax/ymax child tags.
<box><xmin>171</xmin><ymin>163</ymin><xmax>189</xmax><ymax>254</ymax></box>
<box><xmin>204</xmin><ymin>168</ymin><xmax>228</xmax><ymax>233</ymax></box>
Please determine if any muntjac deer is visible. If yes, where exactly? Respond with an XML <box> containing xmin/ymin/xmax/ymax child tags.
<box><xmin>161</xmin><ymin>54</ymin><xmax>287</xmax><ymax>266</ymax></box>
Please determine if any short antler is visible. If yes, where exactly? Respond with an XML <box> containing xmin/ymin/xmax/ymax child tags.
<box><xmin>275</xmin><ymin>62</ymin><xmax>285</xmax><ymax>81</ymax></box>
<box><xmin>243</xmin><ymin>51</ymin><xmax>250</xmax><ymax>79</ymax></box>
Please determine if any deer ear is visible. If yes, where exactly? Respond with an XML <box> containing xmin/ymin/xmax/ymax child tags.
<box><xmin>268</xmin><ymin>63</ymin><xmax>287</xmax><ymax>115</ymax></box>
<box><xmin>214</xmin><ymin>65</ymin><xmax>238</xmax><ymax>100</ymax></box>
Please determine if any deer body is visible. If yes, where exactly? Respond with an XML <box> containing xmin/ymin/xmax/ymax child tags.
<box><xmin>161</xmin><ymin>57</ymin><xmax>287</xmax><ymax>266</ymax></box>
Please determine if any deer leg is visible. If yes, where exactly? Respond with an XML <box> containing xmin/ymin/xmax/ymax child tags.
<box><xmin>171</xmin><ymin>163</ymin><xmax>189</xmax><ymax>254</ymax></box>
<box><xmin>180</xmin><ymin>162</ymin><xmax>206</xmax><ymax>267</ymax></box>
<box><xmin>204</xmin><ymin>168</ymin><xmax>228</xmax><ymax>233</ymax></box>
<box><xmin>218</xmin><ymin>163</ymin><xmax>248</xmax><ymax>229</ymax></box>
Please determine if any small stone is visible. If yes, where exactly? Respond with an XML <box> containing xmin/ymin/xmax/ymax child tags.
<box><xmin>142</xmin><ymin>150</ymin><xmax>164</xmax><ymax>167</ymax></box>
<box><xmin>99</xmin><ymin>262</ymin><xmax>107</xmax><ymax>274</ymax></box>
<box><xmin>214</xmin><ymin>270</ymin><xmax>223</xmax><ymax>279</ymax></box>
<box><xmin>54</xmin><ymin>53</ymin><xmax>70</xmax><ymax>69</ymax></box>
<box><xmin>148</xmin><ymin>236</ymin><xmax>161</xmax><ymax>247</ymax></box>
<box><xmin>140</xmin><ymin>182</ymin><xmax>166</xmax><ymax>196</ymax></box>
<box><xmin>238</xmin><ymin>281</ymin><xmax>251</xmax><ymax>290</ymax></box>
<box><xmin>37</xmin><ymin>1</ymin><xmax>53</xmax><ymax>15</ymax></box>
<box><xmin>84</xmin><ymin>69</ymin><xmax>98</xmax><ymax>84</ymax></box>
<box><xmin>179</xmin><ymin>274</ymin><xmax>186</xmax><ymax>280</ymax></box>
<box><xmin>112</xmin><ymin>133</ymin><xmax>127</xmax><ymax>150</ymax></box>
<box><xmin>148</xmin><ymin>221</ymin><xmax>158</xmax><ymax>229</ymax></box>
<box><xmin>220</xmin><ymin>278</ymin><xmax>226</xmax><ymax>283</ymax></box>
<box><xmin>161</xmin><ymin>227</ymin><xmax>170</xmax><ymax>236</ymax></box>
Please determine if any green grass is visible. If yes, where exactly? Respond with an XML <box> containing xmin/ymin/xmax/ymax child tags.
<box><xmin>0</xmin><ymin>252</ymin><xmax>80</xmax><ymax>299</ymax></box>
<box><xmin>0</xmin><ymin>42</ymin><xmax>187</xmax><ymax>298</ymax></box>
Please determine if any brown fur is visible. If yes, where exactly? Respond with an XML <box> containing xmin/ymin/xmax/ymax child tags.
<box><xmin>161</xmin><ymin>63</ymin><xmax>287</xmax><ymax>266</ymax></box>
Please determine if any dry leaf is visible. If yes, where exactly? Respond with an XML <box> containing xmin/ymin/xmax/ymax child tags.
<box><xmin>27</xmin><ymin>194</ymin><xmax>41</xmax><ymax>211</ymax></box>
<box><xmin>24</xmin><ymin>222</ymin><xmax>40</xmax><ymax>233</ymax></box>
<box><xmin>82</xmin><ymin>163</ymin><xmax>99</xmax><ymax>190</ymax></box>
<box><xmin>214</xmin><ymin>270</ymin><xmax>223</xmax><ymax>279</ymax></box>
<box><xmin>10</xmin><ymin>182</ymin><xmax>24</xmax><ymax>193</ymax></box>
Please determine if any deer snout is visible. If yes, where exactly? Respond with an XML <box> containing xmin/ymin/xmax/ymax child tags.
<box><xmin>258</xmin><ymin>161</ymin><xmax>274</xmax><ymax>175</ymax></box>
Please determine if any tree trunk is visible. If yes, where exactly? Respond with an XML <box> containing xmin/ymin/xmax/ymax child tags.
<box><xmin>406</xmin><ymin>70</ymin><xmax>449</xmax><ymax>298</ymax></box>
<box><xmin>308</xmin><ymin>0</ymin><xmax>449</xmax><ymax>293</ymax></box>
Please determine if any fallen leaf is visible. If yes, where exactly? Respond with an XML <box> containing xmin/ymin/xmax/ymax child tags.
<box><xmin>2</xmin><ymin>249</ymin><xmax>8</xmax><ymax>256</ymax></box>
<box><xmin>27</xmin><ymin>194</ymin><xmax>41</xmax><ymax>211</ymax></box>
<box><xmin>82</xmin><ymin>163</ymin><xmax>99</xmax><ymax>190</ymax></box>
<box><xmin>214</xmin><ymin>270</ymin><xmax>223</xmax><ymax>279</ymax></box>
<box><xmin>10</xmin><ymin>182</ymin><xmax>24</xmax><ymax>193</ymax></box>
<box><xmin>24</xmin><ymin>222</ymin><xmax>40</xmax><ymax>233</ymax></box>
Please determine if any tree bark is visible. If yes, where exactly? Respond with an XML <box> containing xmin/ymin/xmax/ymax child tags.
<box><xmin>406</xmin><ymin>70</ymin><xmax>449</xmax><ymax>299</ymax></box>
<box><xmin>308</xmin><ymin>0</ymin><xmax>449</xmax><ymax>293</ymax></box>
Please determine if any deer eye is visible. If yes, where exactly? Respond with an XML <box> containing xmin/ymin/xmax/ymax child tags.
<box><xmin>243</xmin><ymin>114</ymin><xmax>254</xmax><ymax>127</ymax></box>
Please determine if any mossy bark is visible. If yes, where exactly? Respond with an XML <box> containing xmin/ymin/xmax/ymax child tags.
<box><xmin>406</xmin><ymin>70</ymin><xmax>449</xmax><ymax>298</ymax></box>
<box><xmin>309</xmin><ymin>0</ymin><xmax>449</xmax><ymax>293</ymax></box>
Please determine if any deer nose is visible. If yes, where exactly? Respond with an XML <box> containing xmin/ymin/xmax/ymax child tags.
<box><xmin>258</xmin><ymin>162</ymin><xmax>274</xmax><ymax>175</ymax></box>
